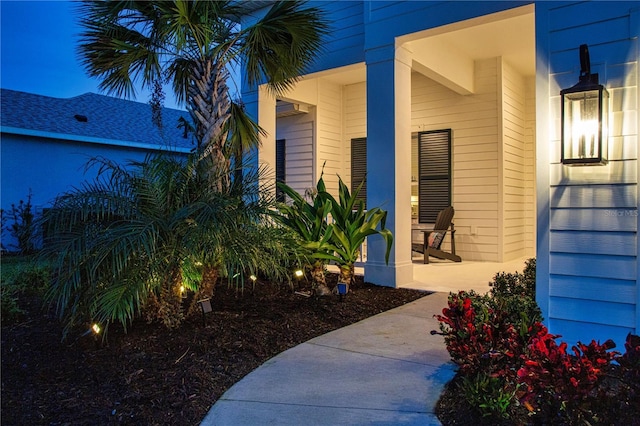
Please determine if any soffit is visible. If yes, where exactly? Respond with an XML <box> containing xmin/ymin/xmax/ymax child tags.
<box><xmin>410</xmin><ymin>11</ymin><xmax>536</xmax><ymax>77</ymax></box>
<box><xmin>316</xmin><ymin>6</ymin><xmax>534</xmax><ymax>87</ymax></box>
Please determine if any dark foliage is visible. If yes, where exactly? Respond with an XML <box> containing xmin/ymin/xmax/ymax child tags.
<box><xmin>1</xmin><ymin>190</ymin><xmax>36</xmax><ymax>254</ymax></box>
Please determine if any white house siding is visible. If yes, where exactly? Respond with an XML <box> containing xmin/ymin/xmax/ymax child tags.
<box><xmin>538</xmin><ymin>1</ymin><xmax>639</xmax><ymax>345</ymax></box>
<box><xmin>501</xmin><ymin>59</ymin><xmax>528</xmax><ymax>260</ymax></box>
<box><xmin>343</xmin><ymin>82</ymin><xmax>367</xmax><ymax>188</ymax></box>
<box><xmin>411</xmin><ymin>58</ymin><xmax>501</xmax><ymax>261</ymax></box>
<box><xmin>276</xmin><ymin>113</ymin><xmax>315</xmax><ymax>196</ymax></box>
<box><xmin>525</xmin><ymin>76</ymin><xmax>537</xmax><ymax>255</ymax></box>
<box><xmin>315</xmin><ymin>79</ymin><xmax>344</xmax><ymax>195</ymax></box>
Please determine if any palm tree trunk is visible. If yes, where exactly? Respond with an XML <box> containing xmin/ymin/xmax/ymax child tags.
<box><xmin>157</xmin><ymin>268</ymin><xmax>184</xmax><ymax>329</ymax></box>
<box><xmin>188</xmin><ymin>57</ymin><xmax>232</xmax><ymax>192</ymax></box>
<box><xmin>187</xmin><ymin>266</ymin><xmax>219</xmax><ymax>317</ymax></box>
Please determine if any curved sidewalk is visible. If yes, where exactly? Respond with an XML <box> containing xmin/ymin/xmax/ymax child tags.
<box><xmin>201</xmin><ymin>292</ymin><xmax>456</xmax><ymax>426</ymax></box>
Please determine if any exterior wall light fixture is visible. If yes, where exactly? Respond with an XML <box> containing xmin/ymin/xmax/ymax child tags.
<box><xmin>561</xmin><ymin>44</ymin><xmax>609</xmax><ymax>165</ymax></box>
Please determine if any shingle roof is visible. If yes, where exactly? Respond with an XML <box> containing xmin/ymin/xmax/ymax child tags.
<box><xmin>0</xmin><ymin>89</ymin><xmax>194</xmax><ymax>151</ymax></box>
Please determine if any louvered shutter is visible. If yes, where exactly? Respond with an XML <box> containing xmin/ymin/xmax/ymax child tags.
<box><xmin>418</xmin><ymin>130</ymin><xmax>451</xmax><ymax>223</ymax></box>
<box><xmin>351</xmin><ymin>137</ymin><xmax>367</xmax><ymax>207</ymax></box>
<box><xmin>275</xmin><ymin>139</ymin><xmax>286</xmax><ymax>202</ymax></box>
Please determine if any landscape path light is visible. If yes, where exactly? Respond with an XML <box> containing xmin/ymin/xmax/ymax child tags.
<box><xmin>336</xmin><ymin>282</ymin><xmax>348</xmax><ymax>302</ymax></box>
<box><xmin>198</xmin><ymin>298</ymin><xmax>213</xmax><ymax>326</ymax></box>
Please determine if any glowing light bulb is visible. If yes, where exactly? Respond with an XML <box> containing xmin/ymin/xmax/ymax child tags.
<box><xmin>92</xmin><ymin>323</ymin><xmax>101</xmax><ymax>334</ymax></box>
<box><xmin>294</xmin><ymin>270</ymin><xmax>304</xmax><ymax>278</ymax></box>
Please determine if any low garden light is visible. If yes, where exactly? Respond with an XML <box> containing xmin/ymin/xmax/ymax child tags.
<box><xmin>294</xmin><ymin>269</ymin><xmax>304</xmax><ymax>279</ymax></box>
<box><xmin>198</xmin><ymin>298</ymin><xmax>213</xmax><ymax>325</ymax></box>
<box><xmin>561</xmin><ymin>44</ymin><xmax>609</xmax><ymax>166</ymax></box>
<box><xmin>80</xmin><ymin>322</ymin><xmax>102</xmax><ymax>338</ymax></box>
<box><xmin>336</xmin><ymin>282</ymin><xmax>348</xmax><ymax>302</ymax></box>
<box><xmin>249</xmin><ymin>274</ymin><xmax>257</xmax><ymax>283</ymax></box>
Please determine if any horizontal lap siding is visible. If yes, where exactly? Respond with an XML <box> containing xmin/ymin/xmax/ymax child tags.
<box><xmin>344</xmin><ymin>82</ymin><xmax>367</xmax><ymax>190</ymax></box>
<box><xmin>544</xmin><ymin>1</ymin><xmax>639</xmax><ymax>345</ymax></box>
<box><xmin>411</xmin><ymin>58</ymin><xmax>499</xmax><ymax>261</ymax></box>
<box><xmin>317</xmin><ymin>80</ymin><xmax>343</xmax><ymax>196</ymax></box>
<box><xmin>524</xmin><ymin>81</ymin><xmax>536</xmax><ymax>260</ymax></box>
<box><xmin>365</xmin><ymin>1</ymin><xmax>530</xmax><ymax>50</ymax></box>
<box><xmin>502</xmin><ymin>59</ymin><xmax>528</xmax><ymax>261</ymax></box>
<box><xmin>311</xmin><ymin>1</ymin><xmax>365</xmax><ymax>71</ymax></box>
<box><xmin>276</xmin><ymin>115</ymin><xmax>314</xmax><ymax>196</ymax></box>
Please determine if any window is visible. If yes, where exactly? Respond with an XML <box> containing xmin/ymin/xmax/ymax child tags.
<box><xmin>275</xmin><ymin>139</ymin><xmax>286</xmax><ymax>202</ymax></box>
<box><xmin>351</xmin><ymin>137</ymin><xmax>367</xmax><ymax>207</ymax></box>
<box><xmin>418</xmin><ymin>129</ymin><xmax>451</xmax><ymax>223</ymax></box>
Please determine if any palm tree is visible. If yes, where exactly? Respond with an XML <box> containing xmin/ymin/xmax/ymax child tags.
<box><xmin>40</xmin><ymin>154</ymin><xmax>304</xmax><ymax>337</ymax></box>
<box><xmin>77</xmin><ymin>0</ymin><xmax>328</xmax><ymax>190</ymax></box>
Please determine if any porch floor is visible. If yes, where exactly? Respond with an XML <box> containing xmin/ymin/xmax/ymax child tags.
<box><xmin>334</xmin><ymin>255</ymin><xmax>531</xmax><ymax>295</ymax></box>
<box><xmin>405</xmin><ymin>255</ymin><xmax>530</xmax><ymax>294</ymax></box>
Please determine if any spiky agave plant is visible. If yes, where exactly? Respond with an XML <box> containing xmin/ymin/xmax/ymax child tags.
<box><xmin>317</xmin><ymin>177</ymin><xmax>394</xmax><ymax>287</ymax></box>
<box><xmin>274</xmin><ymin>176</ymin><xmax>335</xmax><ymax>296</ymax></box>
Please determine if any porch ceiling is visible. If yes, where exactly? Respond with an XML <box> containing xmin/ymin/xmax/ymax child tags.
<box><xmin>407</xmin><ymin>8</ymin><xmax>535</xmax><ymax>77</ymax></box>
<box><xmin>313</xmin><ymin>5</ymin><xmax>534</xmax><ymax>89</ymax></box>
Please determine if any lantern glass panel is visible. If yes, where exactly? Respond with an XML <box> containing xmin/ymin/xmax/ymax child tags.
<box><xmin>601</xmin><ymin>89</ymin><xmax>609</xmax><ymax>163</ymax></box>
<box><xmin>563</xmin><ymin>89</ymin><xmax>601</xmax><ymax>161</ymax></box>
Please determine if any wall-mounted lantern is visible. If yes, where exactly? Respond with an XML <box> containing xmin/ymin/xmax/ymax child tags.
<box><xmin>561</xmin><ymin>44</ymin><xmax>609</xmax><ymax>166</ymax></box>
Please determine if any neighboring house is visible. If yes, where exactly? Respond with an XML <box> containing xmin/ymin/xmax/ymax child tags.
<box><xmin>240</xmin><ymin>1</ymin><xmax>639</xmax><ymax>346</ymax></box>
<box><xmin>0</xmin><ymin>89</ymin><xmax>192</xmax><ymax>249</ymax></box>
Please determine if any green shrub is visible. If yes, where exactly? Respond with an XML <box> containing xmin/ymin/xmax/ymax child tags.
<box><xmin>0</xmin><ymin>257</ymin><xmax>50</xmax><ymax>322</ymax></box>
<box><xmin>459</xmin><ymin>372</ymin><xmax>519</xmax><ymax>419</ymax></box>
<box><xmin>1</xmin><ymin>286</ymin><xmax>24</xmax><ymax>322</ymax></box>
<box><xmin>488</xmin><ymin>258</ymin><xmax>542</xmax><ymax>341</ymax></box>
<box><xmin>9</xmin><ymin>263</ymin><xmax>50</xmax><ymax>296</ymax></box>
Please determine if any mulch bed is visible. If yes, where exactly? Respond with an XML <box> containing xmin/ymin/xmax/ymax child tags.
<box><xmin>1</xmin><ymin>274</ymin><xmax>430</xmax><ymax>425</ymax></box>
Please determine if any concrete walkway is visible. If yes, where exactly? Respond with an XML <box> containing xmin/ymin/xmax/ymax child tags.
<box><xmin>201</xmin><ymin>292</ymin><xmax>456</xmax><ymax>425</ymax></box>
<box><xmin>201</xmin><ymin>258</ymin><xmax>530</xmax><ymax>425</ymax></box>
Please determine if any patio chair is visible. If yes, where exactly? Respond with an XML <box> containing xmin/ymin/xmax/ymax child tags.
<box><xmin>411</xmin><ymin>206</ymin><xmax>462</xmax><ymax>264</ymax></box>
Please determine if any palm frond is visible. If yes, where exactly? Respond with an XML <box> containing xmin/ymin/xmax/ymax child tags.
<box><xmin>223</xmin><ymin>99</ymin><xmax>266</xmax><ymax>157</ymax></box>
<box><xmin>241</xmin><ymin>1</ymin><xmax>329</xmax><ymax>94</ymax></box>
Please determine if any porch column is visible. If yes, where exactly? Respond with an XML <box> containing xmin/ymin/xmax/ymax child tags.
<box><xmin>258</xmin><ymin>85</ymin><xmax>277</xmax><ymax>175</ymax></box>
<box><xmin>364</xmin><ymin>44</ymin><xmax>413</xmax><ymax>288</ymax></box>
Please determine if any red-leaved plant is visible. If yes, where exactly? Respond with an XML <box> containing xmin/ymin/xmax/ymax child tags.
<box><xmin>517</xmin><ymin>328</ymin><xmax>617</xmax><ymax>415</ymax></box>
<box><xmin>434</xmin><ymin>270</ymin><xmax>639</xmax><ymax>423</ymax></box>
<box><xmin>435</xmin><ymin>291</ymin><xmax>534</xmax><ymax>381</ymax></box>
